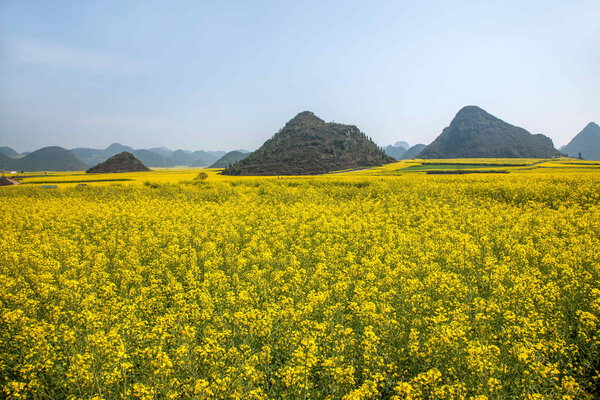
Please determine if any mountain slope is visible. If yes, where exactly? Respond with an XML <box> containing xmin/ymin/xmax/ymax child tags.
<box><xmin>1</xmin><ymin>147</ymin><xmax>87</xmax><ymax>171</ymax></box>
<box><xmin>0</xmin><ymin>147</ymin><xmax>20</xmax><ymax>158</ymax></box>
<box><xmin>400</xmin><ymin>144</ymin><xmax>427</xmax><ymax>159</ymax></box>
<box><xmin>384</xmin><ymin>144</ymin><xmax>407</xmax><ymax>159</ymax></box>
<box><xmin>419</xmin><ymin>106</ymin><xmax>560</xmax><ymax>159</ymax></box>
<box><xmin>222</xmin><ymin>111</ymin><xmax>394</xmax><ymax>175</ymax></box>
<box><xmin>0</xmin><ymin>153</ymin><xmax>14</xmax><ymax>170</ymax></box>
<box><xmin>561</xmin><ymin>122</ymin><xmax>600</xmax><ymax>160</ymax></box>
<box><xmin>210</xmin><ymin>151</ymin><xmax>250</xmax><ymax>168</ymax></box>
<box><xmin>133</xmin><ymin>149</ymin><xmax>171</xmax><ymax>167</ymax></box>
<box><xmin>87</xmin><ymin>152</ymin><xmax>150</xmax><ymax>173</ymax></box>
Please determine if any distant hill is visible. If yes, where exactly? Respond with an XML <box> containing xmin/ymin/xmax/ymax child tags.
<box><xmin>87</xmin><ymin>152</ymin><xmax>150</xmax><ymax>173</ymax></box>
<box><xmin>210</xmin><ymin>151</ymin><xmax>250</xmax><ymax>168</ymax></box>
<box><xmin>222</xmin><ymin>111</ymin><xmax>394</xmax><ymax>175</ymax></box>
<box><xmin>394</xmin><ymin>141</ymin><xmax>410</xmax><ymax>149</ymax></box>
<box><xmin>72</xmin><ymin>143</ymin><xmax>135</xmax><ymax>166</ymax></box>
<box><xmin>419</xmin><ymin>106</ymin><xmax>560</xmax><ymax>159</ymax></box>
<box><xmin>189</xmin><ymin>158</ymin><xmax>213</xmax><ymax>167</ymax></box>
<box><xmin>133</xmin><ymin>149</ymin><xmax>171</xmax><ymax>168</ymax></box>
<box><xmin>561</xmin><ymin>122</ymin><xmax>600</xmax><ymax>160</ymax></box>
<box><xmin>148</xmin><ymin>147</ymin><xmax>174</xmax><ymax>158</ymax></box>
<box><xmin>0</xmin><ymin>153</ymin><xmax>15</xmax><ymax>170</ymax></box>
<box><xmin>1</xmin><ymin>146</ymin><xmax>87</xmax><ymax>171</ymax></box>
<box><xmin>400</xmin><ymin>144</ymin><xmax>426</xmax><ymax>159</ymax></box>
<box><xmin>71</xmin><ymin>144</ymin><xmax>225</xmax><ymax>167</ymax></box>
<box><xmin>0</xmin><ymin>146</ymin><xmax>19</xmax><ymax>158</ymax></box>
<box><xmin>384</xmin><ymin>144</ymin><xmax>407</xmax><ymax>159</ymax></box>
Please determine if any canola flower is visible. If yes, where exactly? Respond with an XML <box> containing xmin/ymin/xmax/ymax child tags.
<box><xmin>0</xmin><ymin>171</ymin><xmax>599</xmax><ymax>399</ymax></box>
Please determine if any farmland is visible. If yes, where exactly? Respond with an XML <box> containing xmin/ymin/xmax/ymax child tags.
<box><xmin>1</xmin><ymin>160</ymin><xmax>599</xmax><ymax>399</ymax></box>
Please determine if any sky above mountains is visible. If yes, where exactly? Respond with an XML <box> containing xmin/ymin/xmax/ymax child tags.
<box><xmin>1</xmin><ymin>0</ymin><xmax>598</xmax><ymax>153</ymax></box>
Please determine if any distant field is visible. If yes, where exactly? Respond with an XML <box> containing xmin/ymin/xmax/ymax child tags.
<box><xmin>3</xmin><ymin>158</ymin><xmax>599</xmax><ymax>188</ymax></box>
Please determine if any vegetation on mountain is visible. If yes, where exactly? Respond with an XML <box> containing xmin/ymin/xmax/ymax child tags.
<box><xmin>561</xmin><ymin>122</ymin><xmax>600</xmax><ymax>160</ymax></box>
<box><xmin>222</xmin><ymin>111</ymin><xmax>394</xmax><ymax>175</ymax></box>
<box><xmin>419</xmin><ymin>106</ymin><xmax>560</xmax><ymax>158</ymax></box>
<box><xmin>86</xmin><ymin>152</ymin><xmax>151</xmax><ymax>173</ymax></box>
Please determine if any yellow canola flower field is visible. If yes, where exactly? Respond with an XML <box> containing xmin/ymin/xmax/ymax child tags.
<box><xmin>1</xmin><ymin>169</ymin><xmax>599</xmax><ymax>399</ymax></box>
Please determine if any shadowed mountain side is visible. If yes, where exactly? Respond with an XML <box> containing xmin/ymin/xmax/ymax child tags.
<box><xmin>86</xmin><ymin>152</ymin><xmax>150</xmax><ymax>173</ymax></box>
<box><xmin>222</xmin><ymin>111</ymin><xmax>394</xmax><ymax>176</ymax></box>
<box><xmin>561</xmin><ymin>122</ymin><xmax>600</xmax><ymax>160</ymax></box>
<box><xmin>419</xmin><ymin>106</ymin><xmax>560</xmax><ymax>159</ymax></box>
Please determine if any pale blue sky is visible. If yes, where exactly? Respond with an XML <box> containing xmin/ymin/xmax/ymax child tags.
<box><xmin>1</xmin><ymin>0</ymin><xmax>598</xmax><ymax>152</ymax></box>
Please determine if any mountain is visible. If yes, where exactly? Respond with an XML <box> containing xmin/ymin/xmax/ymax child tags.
<box><xmin>189</xmin><ymin>150</ymin><xmax>223</xmax><ymax>165</ymax></box>
<box><xmin>1</xmin><ymin>146</ymin><xmax>87</xmax><ymax>171</ymax></box>
<box><xmin>0</xmin><ymin>153</ymin><xmax>15</xmax><ymax>170</ymax></box>
<box><xmin>189</xmin><ymin>158</ymin><xmax>213</xmax><ymax>167</ymax></box>
<box><xmin>71</xmin><ymin>147</ymin><xmax>107</xmax><ymax>166</ymax></box>
<box><xmin>222</xmin><ymin>111</ymin><xmax>394</xmax><ymax>175</ymax></box>
<box><xmin>105</xmin><ymin>143</ymin><xmax>135</xmax><ymax>157</ymax></box>
<box><xmin>133</xmin><ymin>149</ymin><xmax>171</xmax><ymax>167</ymax></box>
<box><xmin>87</xmin><ymin>152</ymin><xmax>151</xmax><ymax>173</ymax></box>
<box><xmin>148</xmin><ymin>147</ymin><xmax>174</xmax><ymax>158</ymax></box>
<box><xmin>210</xmin><ymin>151</ymin><xmax>250</xmax><ymax>168</ymax></box>
<box><xmin>419</xmin><ymin>106</ymin><xmax>560</xmax><ymax>159</ymax></box>
<box><xmin>384</xmin><ymin>144</ymin><xmax>407</xmax><ymax>159</ymax></box>
<box><xmin>0</xmin><ymin>147</ymin><xmax>19</xmax><ymax>158</ymax></box>
<box><xmin>561</xmin><ymin>122</ymin><xmax>600</xmax><ymax>160</ymax></box>
<box><xmin>400</xmin><ymin>144</ymin><xmax>427</xmax><ymax>159</ymax></box>
<box><xmin>72</xmin><ymin>143</ymin><xmax>136</xmax><ymax>166</ymax></box>
<box><xmin>168</xmin><ymin>150</ymin><xmax>195</xmax><ymax>166</ymax></box>
<box><xmin>394</xmin><ymin>141</ymin><xmax>410</xmax><ymax>149</ymax></box>
<box><xmin>207</xmin><ymin>150</ymin><xmax>227</xmax><ymax>159</ymax></box>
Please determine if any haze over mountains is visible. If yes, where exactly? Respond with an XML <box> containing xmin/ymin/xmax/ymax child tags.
<box><xmin>384</xmin><ymin>142</ymin><xmax>427</xmax><ymax>160</ymax></box>
<box><xmin>2</xmin><ymin>106</ymin><xmax>598</xmax><ymax>172</ymax></box>
<box><xmin>71</xmin><ymin>143</ymin><xmax>228</xmax><ymax>168</ymax></box>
